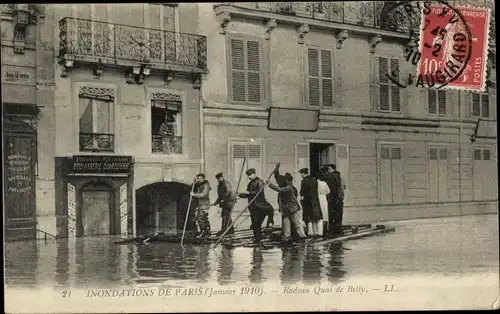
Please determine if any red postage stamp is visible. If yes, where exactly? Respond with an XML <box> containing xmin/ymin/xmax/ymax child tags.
<box><xmin>417</xmin><ymin>5</ymin><xmax>491</xmax><ymax>91</ymax></box>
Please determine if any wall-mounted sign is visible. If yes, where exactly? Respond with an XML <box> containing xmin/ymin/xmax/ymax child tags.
<box><xmin>119</xmin><ymin>183</ymin><xmax>128</xmax><ymax>237</ymax></box>
<box><xmin>67</xmin><ymin>183</ymin><xmax>77</xmax><ymax>239</ymax></box>
<box><xmin>267</xmin><ymin>107</ymin><xmax>320</xmax><ymax>132</ymax></box>
<box><xmin>2</xmin><ymin>66</ymin><xmax>36</xmax><ymax>85</ymax></box>
<box><xmin>68</xmin><ymin>155</ymin><xmax>133</xmax><ymax>174</ymax></box>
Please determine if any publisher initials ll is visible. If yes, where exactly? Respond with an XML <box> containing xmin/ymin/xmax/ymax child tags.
<box><xmin>384</xmin><ymin>285</ymin><xmax>396</xmax><ymax>292</ymax></box>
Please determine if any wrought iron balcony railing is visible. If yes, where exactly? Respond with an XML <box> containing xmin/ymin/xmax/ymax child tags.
<box><xmin>59</xmin><ymin>17</ymin><xmax>207</xmax><ymax>71</ymax></box>
<box><xmin>79</xmin><ymin>133</ymin><xmax>114</xmax><ymax>152</ymax></box>
<box><xmin>152</xmin><ymin>135</ymin><xmax>182</xmax><ymax>154</ymax></box>
<box><xmin>223</xmin><ymin>2</ymin><xmax>422</xmax><ymax>33</ymax></box>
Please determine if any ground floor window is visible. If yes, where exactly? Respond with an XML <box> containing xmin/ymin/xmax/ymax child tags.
<box><xmin>428</xmin><ymin>147</ymin><xmax>449</xmax><ymax>202</ymax></box>
<box><xmin>473</xmin><ymin>147</ymin><xmax>497</xmax><ymax>200</ymax></box>
<box><xmin>378</xmin><ymin>145</ymin><xmax>404</xmax><ymax>204</ymax></box>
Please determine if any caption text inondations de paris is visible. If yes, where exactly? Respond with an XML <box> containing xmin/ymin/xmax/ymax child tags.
<box><xmin>59</xmin><ymin>284</ymin><xmax>399</xmax><ymax>299</ymax></box>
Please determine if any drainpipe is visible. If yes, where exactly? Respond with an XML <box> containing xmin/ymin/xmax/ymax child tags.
<box><xmin>200</xmin><ymin>94</ymin><xmax>205</xmax><ymax>173</ymax></box>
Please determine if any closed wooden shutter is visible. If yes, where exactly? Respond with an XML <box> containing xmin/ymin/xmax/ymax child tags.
<box><xmin>336</xmin><ymin>144</ymin><xmax>350</xmax><ymax>204</ymax></box>
<box><xmin>379</xmin><ymin>146</ymin><xmax>392</xmax><ymax>204</ymax></box>
<box><xmin>438</xmin><ymin>90</ymin><xmax>447</xmax><ymax>114</ymax></box>
<box><xmin>481</xmin><ymin>94</ymin><xmax>489</xmax><ymax>117</ymax></box>
<box><xmin>230</xmin><ymin>39</ymin><xmax>246</xmax><ymax>102</ymax></box>
<box><xmin>472</xmin><ymin>148</ymin><xmax>483</xmax><ymax>200</ymax></box>
<box><xmin>390</xmin><ymin>59</ymin><xmax>401</xmax><ymax>112</ymax></box>
<box><xmin>295</xmin><ymin>143</ymin><xmax>310</xmax><ymax>185</ymax></box>
<box><xmin>391</xmin><ymin>147</ymin><xmax>404</xmax><ymax>203</ymax></box>
<box><xmin>321</xmin><ymin>50</ymin><xmax>333</xmax><ymax>107</ymax></box>
<box><xmin>428</xmin><ymin>90</ymin><xmax>437</xmax><ymax>114</ymax></box>
<box><xmin>308</xmin><ymin>48</ymin><xmax>320</xmax><ymax>106</ymax></box>
<box><xmin>378</xmin><ymin>57</ymin><xmax>390</xmax><ymax>111</ymax></box>
<box><xmin>472</xmin><ymin>93</ymin><xmax>481</xmax><ymax>116</ymax></box>
<box><xmin>438</xmin><ymin>148</ymin><xmax>448</xmax><ymax>202</ymax></box>
<box><xmin>231</xmin><ymin>143</ymin><xmax>246</xmax><ymax>187</ymax></box>
<box><xmin>428</xmin><ymin>148</ymin><xmax>439</xmax><ymax>202</ymax></box>
<box><xmin>247</xmin><ymin>40</ymin><xmax>261</xmax><ymax>103</ymax></box>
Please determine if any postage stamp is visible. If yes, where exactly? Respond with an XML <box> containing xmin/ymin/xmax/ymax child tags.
<box><xmin>416</xmin><ymin>3</ymin><xmax>492</xmax><ymax>91</ymax></box>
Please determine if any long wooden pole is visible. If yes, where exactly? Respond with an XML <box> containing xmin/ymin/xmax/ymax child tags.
<box><xmin>181</xmin><ymin>180</ymin><xmax>196</xmax><ymax>247</ymax></box>
<box><xmin>212</xmin><ymin>165</ymin><xmax>278</xmax><ymax>250</ymax></box>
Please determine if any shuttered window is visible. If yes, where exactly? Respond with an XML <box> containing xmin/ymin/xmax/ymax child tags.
<box><xmin>473</xmin><ymin>147</ymin><xmax>496</xmax><ymax>200</ymax></box>
<box><xmin>428</xmin><ymin>147</ymin><xmax>449</xmax><ymax>202</ymax></box>
<box><xmin>378</xmin><ymin>57</ymin><xmax>401</xmax><ymax>112</ymax></box>
<box><xmin>379</xmin><ymin>145</ymin><xmax>404</xmax><ymax>204</ymax></box>
<box><xmin>308</xmin><ymin>47</ymin><xmax>333</xmax><ymax>107</ymax></box>
<box><xmin>229</xmin><ymin>141</ymin><xmax>263</xmax><ymax>190</ymax></box>
<box><xmin>428</xmin><ymin>90</ymin><xmax>447</xmax><ymax>115</ymax></box>
<box><xmin>228</xmin><ymin>36</ymin><xmax>264</xmax><ymax>104</ymax></box>
<box><xmin>472</xmin><ymin>92</ymin><xmax>489</xmax><ymax>118</ymax></box>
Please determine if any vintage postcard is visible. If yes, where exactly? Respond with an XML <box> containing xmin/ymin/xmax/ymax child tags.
<box><xmin>2</xmin><ymin>1</ymin><xmax>499</xmax><ymax>313</ymax></box>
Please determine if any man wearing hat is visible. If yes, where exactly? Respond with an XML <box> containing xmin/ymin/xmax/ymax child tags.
<box><xmin>267</xmin><ymin>164</ymin><xmax>306</xmax><ymax>244</ymax></box>
<box><xmin>299</xmin><ymin>168</ymin><xmax>323</xmax><ymax>238</ymax></box>
<box><xmin>238</xmin><ymin>168</ymin><xmax>275</xmax><ymax>243</ymax></box>
<box><xmin>190</xmin><ymin>173</ymin><xmax>212</xmax><ymax>238</ymax></box>
<box><xmin>212</xmin><ymin>172</ymin><xmax>235</xmax><ymax>236</ymax></box>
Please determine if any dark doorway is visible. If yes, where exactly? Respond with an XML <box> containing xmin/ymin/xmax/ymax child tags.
<box><xmin>135</xmin><ymin>182</ymin><xmax>195</xmax><ymax>235</ymax></box>
<box><xmin>309</xmin><ymin>143</ymin><xmax>335</xmax><ymax>178</ymax></box>
<box><xmin>3</xmin><ymin>120</ymin><xmax>37</xmax><ymax>241</ymax></box>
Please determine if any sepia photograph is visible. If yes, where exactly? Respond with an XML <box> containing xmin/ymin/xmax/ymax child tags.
<box><xmin>2</xmin><ymin>1</ymin><xmax>498</xmax><ymax>312</ymax></box>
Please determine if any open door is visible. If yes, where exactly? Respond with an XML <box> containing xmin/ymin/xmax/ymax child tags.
<box><xmin>295</xmin><ymin>143</ymin><xmax>310</xmax><ymax>185</ymax></box>
<box><xmin>336</xmin><ymin>144</ymin><xmax>350</xmax><ymax>205</ymax></box>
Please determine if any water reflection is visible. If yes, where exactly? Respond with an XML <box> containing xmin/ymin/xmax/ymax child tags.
<box><xmin>4</xmin><ymin>215</ymin><xmax>499</xmax><ymax>288</ymax></box>
<box><xmin>249</xmin><ymin>247</ymin><xmax>265</xmax><ymax>283</ymax></box>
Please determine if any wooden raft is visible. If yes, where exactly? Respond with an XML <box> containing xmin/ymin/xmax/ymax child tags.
<box><xmin>113</xmin><ymin>224</ymin><xmax>393</xmax><ymax>247</ymax></box>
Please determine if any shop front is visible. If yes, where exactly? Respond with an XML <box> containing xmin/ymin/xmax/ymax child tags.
<box><xmin>55</xmin><ymin>155</ymin><xmax>133</xmax><ymax>238</ymax></box>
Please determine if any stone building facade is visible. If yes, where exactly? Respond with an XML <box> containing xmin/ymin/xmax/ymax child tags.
<box><xmin>198</xmin><ymin>2</ymin><xmax>497</xmax><ymax>225</ymax></box>
<box><xmin>2</xmin><ymin>4</ymin><xmax>56</xmax><ymax>241</ymax></box>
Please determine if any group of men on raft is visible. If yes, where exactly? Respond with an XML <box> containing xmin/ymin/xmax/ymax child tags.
<box><xmin>189</xmin><ymin>163</ymin><xmax>346</xmax><ymax>244</ymax></box>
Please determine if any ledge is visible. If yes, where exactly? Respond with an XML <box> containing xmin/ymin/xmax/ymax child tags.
<box><xmin>213</xmin><ymin>4</ymin><xmax>408</xmax><ymax>41</ymax></box>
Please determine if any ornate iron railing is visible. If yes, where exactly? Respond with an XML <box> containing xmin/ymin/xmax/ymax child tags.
<box><xmin>59</xmin><ymin>17</ymin><xmax>207</xmax><ymax>70</ymax></box>
<box><xmin>152</xmin><ymin>135</ymin><xmax>182</xmax><ymax>154</ymax></box>
<box><xmin>224</xmin><ymin>2</ymin><xmax>426</xmax><ymax>32</ymax></box>
<box><xmin>79</xmin><ymin>133</ymin><xmax>114</xmax><ymax>152</ymax></box>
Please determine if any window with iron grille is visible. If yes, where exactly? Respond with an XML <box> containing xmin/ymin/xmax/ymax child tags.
<box><xmin>428</xmin><ymin>90</ymin><xmax>447</xmax><ymax>115</ymax></box>
<box><xmin>78</xmin><ymin>88</ymin><xmax>115</xmax><ymax>152</ymax></box>
<box><xmin>377</xmin><ymin>57</ymin><xmax>401</xmax><ymax>112</ymax></box>
<box><xmin>472</xmin><ymin>92</ymin><xmax>490</xmax><ymax>118</ymax></box>
<box><xmin>228</xmin><ymin>35</ymin><xmax>265</xmax><ymax>105</ymax></box>
<box><xmin>151</xmin><ymin>99</ymin><xmax>182</xmax><ymax>154</ymax></box>
<box><xmin>307</xmin><ymin>47</ymin><xmax>333</xmax><ymax>107</ymax></box>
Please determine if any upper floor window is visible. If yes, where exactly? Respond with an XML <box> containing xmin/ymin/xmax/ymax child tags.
<box><xmin>227</xmin><ymin>35</ymin><xmax>266</xmax><ymax>105</ymax></box>
<box><xmin>150</xmin><ymin>92</ymin><xmax>182</xmax><ymax>154</ymax></box>
<box><xmin>474</xmin><ymin>148</ymin><xmax>491</xmax><ymax>161</ymax></box>
<box><xmin>78</xmin><ymin>86</ymin><xmax>115</xmax><ymax>152</ymax></box>
<box><xmin>376</xmin><ymin>57</ymin><xmax>401</xmax><ymax>112</ymax></box>
<box><xmin>307</xmin><ymin>47</ymin><xmax>333</xmax><ymax>107</ymax></box>
<box><xmin>428</xmin><ymin>90</ymin><xmax>446</xmax><ymax>115</ymax></box>
<box><xmin>472</xmin><ymin>92</ymin><xmax>489</xmax><ymax>118</ymax></box>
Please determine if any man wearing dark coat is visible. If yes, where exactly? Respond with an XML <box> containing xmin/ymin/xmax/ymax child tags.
<box><xmin>212</xmin><ymin>172</ymin><xmax>235</xmax><ymax>236</ymax></box>
<box><xmin>238</xmin><ymin>168</ymin><xmax>275</xmax><ymax>243</ymax></box>
<box><xmin>190</xmin><ymin>173</ymin><xmax>212</xmax><ymax>238</ymax></box>
<box><xmin>299</xmin><ymin>168</ymin><xmax>323</xmax><ymax>238</ymax></box>
<box><xmin>327</xmin><ymin>164</ymin><xmax>345</xmax><ymax>235</ymax></box>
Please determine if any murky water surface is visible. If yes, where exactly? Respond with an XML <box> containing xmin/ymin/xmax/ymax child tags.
<box><xmin>4</xmin><ymin>215</ymin><xmax>499</xmax><ymax>289</ymax></box>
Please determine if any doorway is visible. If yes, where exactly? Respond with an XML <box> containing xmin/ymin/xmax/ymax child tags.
<box><xmin>80</xmin><ymin>182</ymin><xmax>117</xmax><ymax>236</ymax></box>
<box><xmin>309</xmin><ymin>143</ymin><xmax>336</xmax><ymax>177</ymax></box>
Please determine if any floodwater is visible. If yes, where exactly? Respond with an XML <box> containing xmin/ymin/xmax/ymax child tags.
<box><xmin>4</xmin><ymin>214</ymin><xmax>499</xmax><ymax>289</ymax></box>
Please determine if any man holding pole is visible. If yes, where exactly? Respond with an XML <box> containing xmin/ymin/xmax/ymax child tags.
<box><xmin>212</xmin><ymin>172</ymin><xmax>235</xmax><ymax>236</ymax></box>
<box><xmin>238</xmin><ymin>168</ymin><xmax>275</xmax><ymax>244</ymax></box>
<box><xmin>190</xmin><ymin>173</ymin><xmax>212</xmax><ymax>238</ymax></box>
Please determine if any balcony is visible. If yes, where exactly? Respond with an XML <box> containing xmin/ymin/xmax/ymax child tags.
<box><xmin>214</xmin><ymin>1</ymin><xmax>422</xmax><ymax>38</ymax></box>
<box><xmin>152</xmin><ymin>135</ymin><xmax>182</xmax><ymax>154</ymax></box>
<box><xmin>58</xmin><ymin>17</ymin><xmax>208</xmax><ymax>76</ymax></box>
<box><xmin>79</xmin><ymin>133</ymin><xmax>114</xmax><ymax>152</ymax></box>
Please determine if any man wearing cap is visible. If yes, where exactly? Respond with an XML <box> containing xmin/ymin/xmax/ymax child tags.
<box><xmin>299</xmin><ymin>168</ymin><xmax>323</xmax><ymax>238</ymax></box>
<box><xmin>238</xmin><ymin>168</ymin><xmax>275</xmax><ymax>243</ymax></box>
<box><xmin>267</xmin><ymin>164</ymin><xmax>306</xmax><ymax>244</ymax></box>
<box><xmin>212</xmin><ymin>172</ymin><xmax>235</xmax><ymax>236</ymax></box>
<box><xmin>327</xmin><ymin>164</ymin><xmax>346</xmax><ymax>235</ymax></box>
<box><xmin>190</xmin><ymin>173</ymin><xmax>212</xmax><ymax>238</ymax></box>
